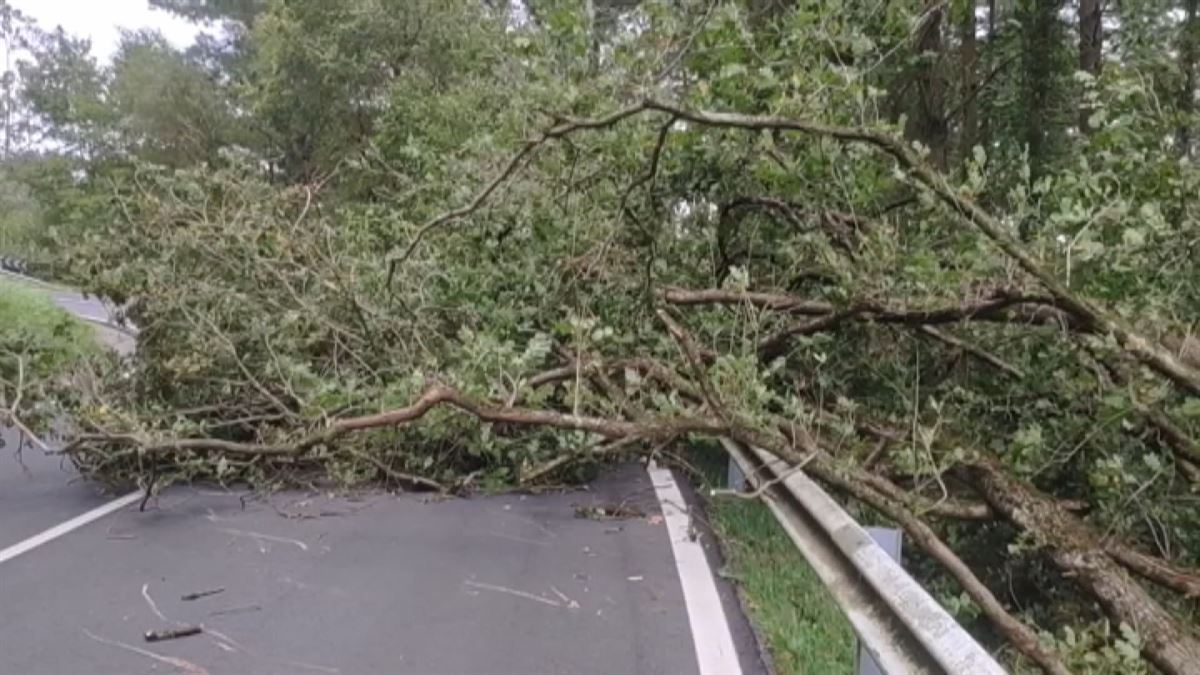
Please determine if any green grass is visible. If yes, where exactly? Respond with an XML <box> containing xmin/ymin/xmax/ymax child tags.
<box><xmin>0</xmin><ymin>278</ymin><xmax>99</xmax><ymax>377</ymax></box>
<box><xmin>688</xmin><ymin>442</ymin><xmax>856</xmax><ymax>674</ymax></box>
<box><xmin>709</xmin><ymin>496</ymin><xmax>857</xmax><ymax>675</ymax></box>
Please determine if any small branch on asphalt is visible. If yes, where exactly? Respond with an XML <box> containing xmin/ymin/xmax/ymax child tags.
<box><xmin>144</xmin><ymin>626</ymin><xmax>204</xmax><ymax>643</ymax></box>
<box><xmin>181</xmin><ymin>588</ymin><xmax>226</xmax><ymax>602</ymax></box>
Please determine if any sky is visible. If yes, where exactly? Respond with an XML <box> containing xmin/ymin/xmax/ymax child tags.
<box><xmin>10</xmin><ymin>0</ymin><xmax>202</xmax><ymax>63</ymax></box>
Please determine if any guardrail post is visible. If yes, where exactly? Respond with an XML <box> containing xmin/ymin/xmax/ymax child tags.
<box><xmin>727</xmin><ymin>455</ymin><xmax>746</xmax><ymax>490</ymax></box>
<box><xmin>857</xmin><ymin>527</ymin><xmax>903</xmax><ymax>675</ymax></box>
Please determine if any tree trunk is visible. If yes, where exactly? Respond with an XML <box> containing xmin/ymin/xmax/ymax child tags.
<box><xmin>959</xmin><ymin>0</ymin><xmax>979</xmax><ymax>163</ymax></box>
<box><xmin>1021</xmin><ymin>0</ymin><xmax>1059</xmax><ymax>185</ymax></box>
<box><xmin>1077</xmin><ymin>0</ymin><xmax>1102</xmax><ymax>134</ymax></box>
<box><xmin>1180</xmin><ymin>0</ymin><xmax>1199</xmax><ymax>157</ymax></box>
<box><xmin>970</xmin><ymin>457</ymin><xmax>1200</xmax><ymax>675</ymax></box>
<box><xmin>980</xmin><ymin>0</ymin><xmax>997</xmax><ymax>153</ymax></box>
<box><xmin>910</xmin><ymin>0</ymin><xmax>949</xmax><ymax>168</ymax></box>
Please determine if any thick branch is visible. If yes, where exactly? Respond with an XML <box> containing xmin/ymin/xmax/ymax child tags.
<box><xmin>970</xmin><ymin>456</ymin><xmax>1200</xmax><ymax>674</ymax></box>
<box><xmin>64</xmin><ymin>382</ymin><xmax>800</xmax><ymax>476</ymax></box>
<box><xmin>635</xmin><ymin>99</ymin><xmax>1200</xmax><ymax>394</ymax></box>
<box><xmin>1105</xmin><ymin>543</ymin><xmax>1200</xmax><ymax>600</ymax></box>
<box><xmin>659</xmin><ymin>286</ymin><xmax>1066</xmax><ymax>326</ymax></box>
<box><xmin>805</xmin><ymin>457</ymin><xmax>1071</xmax><ymax>675</ymax></box>
<box><xmin>916</xmin><ymin>325</ymin><xmax>1025</xmax><ymax>379</ymax></box>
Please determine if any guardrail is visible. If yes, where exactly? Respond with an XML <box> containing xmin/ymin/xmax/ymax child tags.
<box><xmin>0</xmin><ymin>255</ymin><xmax>30</xmax><ymax>276</ymax></box>
<box><xmin>719</xmin><ymin>438</ymin><xmax>1007</xmax><ymax>675</ymax></box>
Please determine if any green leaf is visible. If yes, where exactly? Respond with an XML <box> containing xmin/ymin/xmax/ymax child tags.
<box><xmin>1176</xmin><ymin>398</ymin><xmax>1200</xmax><ymax>418</ymax></box>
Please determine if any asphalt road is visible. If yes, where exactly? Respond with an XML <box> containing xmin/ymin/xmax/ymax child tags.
<box><xmin>0</xmin><ymin>426</ymin><xmax>117</xmax><ymax>546</ymax></box>
<box><xmin>1</xmin><ymin>462</ymin><xmax>765</xmax><ymax>675</ymax></box>
<box><xmin>1</xmin><ymin>278</ymin><xmax>767</xmax><ymax>675</ymax></box>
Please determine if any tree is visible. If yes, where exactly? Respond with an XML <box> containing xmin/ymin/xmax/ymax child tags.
<box><xmin>958</xmin><ymin>0</ymin><xmax>979</xmax><ymax>159</ymax></box>
<box><xmin>1077</xmin><ymin>0</ymin><xmax>1102</xmax><ymax>134</ymax></box>
<box><xmin>1016</xmin><ymin>0</ymin><xmax>1071</xmax><ymax>183</ymax></box>
<box><xmin>149</xmin><ymin>0</ymin><xmax>265</xmax><ymax>26</ymax></box>
<box><xmin>18</xmin><ymin>28</ymin><xmax>110</xmax><ymax>157</ymax></box>
<box><xmin>6</xmin><ymin>2</ymin><xmax>1200</xmax><ymax>672</ymax></box>
<box><xmin>0</xmin><ymin>1</ymin><xmax>33</xmax><ymax>159</ymax></box>
<box><xmin>910</xmin><ymin>0</ymin><xmax>949</xmax><ymax>168</ymax></box>
<box><xmin>108</xmin><ymin>30</ymin><xmax>234</xmax><ymax>167</ymax></box>
<box><xmin>1181</xmin><ymin>0</ymin><xmax>1199</xmax><ymax>155</ymax></box>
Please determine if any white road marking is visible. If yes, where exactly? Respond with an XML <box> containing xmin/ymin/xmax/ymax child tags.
<box><xmin>0</xmin><ymin>491</ymin><xmax>141</xmax><ymax>565</ymax></box>
<box><xmin>647</xmin><ymin>461</ymin><xmax>742</xmax><ymax>675</ymax></box>
<box><xmin>0</xmin><ymin>281</ymin><xmax>143</xmax><ymax>566</ymax></box>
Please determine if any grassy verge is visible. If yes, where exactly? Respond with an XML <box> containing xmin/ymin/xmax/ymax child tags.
<box><xmin>690</xmin><ymin>443</ymin><xmax>856</xmax><ymax>674</ymax></box>
<box><xmin>1</xmin><ymin>278</ymin><xmax>99</xmax><ymax>377</ymax></box>
<box><xmin>709</xmin><ymin>496</ymin><xmax>857</xmax><ymax>675</ymax></box>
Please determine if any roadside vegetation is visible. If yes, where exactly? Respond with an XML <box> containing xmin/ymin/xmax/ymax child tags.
<box><xmin>691</xmin><ymin>443</ymin><xmax>856</xmax><ymax>673</ymax></box>
<box><xmin>0</xmin><ymin>277</ymin><xmax>100</xmax><ymax>438</ymax></box>
<box><xmin>709</xmin><ymin>495</ymin><xmax>856</xmax><ymax>674</ymax></box>
<box><xmin>1</xmin><ymin>0</ymin><xmax>1199</xmax><ymax>672</ymax></box>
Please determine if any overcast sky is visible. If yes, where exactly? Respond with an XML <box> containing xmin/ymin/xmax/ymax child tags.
<box><xmin>10</xmin><ymin>0</ymin><xmax>202</xmax><ymax>63</ymax></box>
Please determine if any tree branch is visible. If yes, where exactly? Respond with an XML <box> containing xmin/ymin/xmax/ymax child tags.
<box><xmin>631</xmin><ymin>99</ymin><xmax>1200</xmax><ymax>394</ymax></box>
<box><xmin>969</xmin><ymin>456</ymin><xmax>1200</xmax><ymax>674</ymax></box>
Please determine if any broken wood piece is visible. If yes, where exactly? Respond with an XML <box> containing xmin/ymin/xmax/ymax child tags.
<box><xmin>181</xmin><ymin>588</ymin><xmax>225</xmax><ymax>602</ymax></box>
<box><xmin>574</xmin><ymin>503</ymin><xmax>645</xmax><ymax>520</ymax></box>
<box><xmin>144</xmin><ymin>625</ymin><xmax>203</xmax><ymax>643</ymax></box>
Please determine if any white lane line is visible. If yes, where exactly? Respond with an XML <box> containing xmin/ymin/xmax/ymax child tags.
<box><xmin>0</xmin><ymin>491</ymin><xmax>141</xmax><ymax>565</ymax></box>
<box><xmin>647</xmin><ymin>461</ymin><xmax>742</xmax><ymax>675</ymax></box>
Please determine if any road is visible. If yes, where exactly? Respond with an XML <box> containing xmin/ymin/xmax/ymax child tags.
<box><xmin>1</xmin><ymin>279</ymin><xmax>766</xmax><ymax>675</ymax></box>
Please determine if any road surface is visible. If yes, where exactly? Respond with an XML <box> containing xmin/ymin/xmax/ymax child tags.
<box><xmin>1</xmin><ymin>277</ymin><xmax>767</xmax><ymax>675</ymax></box>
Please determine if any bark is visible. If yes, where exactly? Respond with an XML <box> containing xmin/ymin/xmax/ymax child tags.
<box><xmin>959</xmin><ymin>0</ymin><xmax>979</xmax><ymax>159</ymax></box>
<box><xmin>1077</xmin><ymin>0</ymin><xmax>1103</xmax><ymax>134</ymax></box>
<box><xmin>1180</xmin><ymin>0</ymin><xmax>1199</xmax><ymax>157</ymax></box>
<box><xmin>658</xmin><ymin>286</ymin><xmax>1063</xmax><ymax>324</ymax></box>
<box><xmin>65</xmin><ymin>381</ymin><xmax>801</xmax><ymax>476</ymax></box>
<box><xmin>970</xmin><ymin>457</ymin><xmax>1200</xmax><ymax>675</ymax></box>
<box><xmin>1020</xmin><ymin>0</ymin><xmax>1062</xmax><ymax>184</ymax></box>
<box><xmin>651</xmin><ymin>98</ymin><xmax>1200</xmax><ymax>390</ymax></box>
<box><xmin>1078</xmin><ymin>340</ymin><xmax>1200</xmax><ymax>470</ymax></box>
<box><xmin>910</xmin><ymin>0</ymin><xmax>949</xmax><ymax>168</ymax></box>
<box><xmin>1105</xmin><ymin>543</ymin><xmax>1200</xmax><ymax>600</ymax></box>
<box><xmin>661</xmin><ymin>285</ymin><xmax>1077</xmax><ymax>362</ymax></box>
<box><xmin>981</xmin><ymin>0</ymin><xmax>997</xmax><ymax>149</ymax></box>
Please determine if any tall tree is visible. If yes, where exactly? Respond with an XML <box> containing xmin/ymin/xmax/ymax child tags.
<box><xmin>109</xmin><ymin>31</ymin><xmax>234</xmax><ymax>168</ymax></box>
<box><xmin>1181</xmin><ymin>0</ymin><xmax>1199</xmax><ymax>156</ymax></box>
<box><xmin>1016</xmin><ymin>0</ymin><xmax>1070</xmax><ymax>184</ymax></box>
<box><xmin>0</xmin><ymin>1</ymin><xmax>31</xmax><ymax>159</ymax></box>
<box><xmin>1078</xmin><ymin>0</ymin><xmax>1103</xmax><ymax>133</ymax></box>
<box><xmin>911</xmin><ymin>0</ymin><xmax>949</xmax><ymax>168</ymax></box>
<box><xmin>959</xmin><ymin>0</ymin><xmax>980</xmax><ymax>160</ymax></box>
<box><xmin>18</xmin><ymin>28</ymin><xmax>110</xmax><ymax>158</ymax></box>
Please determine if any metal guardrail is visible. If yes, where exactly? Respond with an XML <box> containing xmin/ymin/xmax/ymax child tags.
<box><xmin>720</xmin><ymin>438</ymin><xmax>1007</xmax><ymax>675</ymax></box>
<box><xmin>0</xmin><ymin>255</ymin><xmax>30</xmax><ymax>276</ymax></box>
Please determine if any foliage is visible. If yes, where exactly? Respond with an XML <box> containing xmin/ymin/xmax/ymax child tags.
<box><xmin>0</xmin><ymin>278</ymin><xmax>102</xmax><ymax>433</ymax></box>
<box><xmin>1</xmin><ymin>0</ymin><xmax>1199</xmax><ymax>671</ymax></box>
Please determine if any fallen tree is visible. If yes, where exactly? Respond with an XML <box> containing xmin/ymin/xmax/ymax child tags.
<box><xmin>16</xmin><ymin>19</ymin><xmax>1199</xmax><ymax>675</ymax></box>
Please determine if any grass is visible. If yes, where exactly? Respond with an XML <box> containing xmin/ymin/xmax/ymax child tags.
<box><xmin>709</xmin><ymin>496</ymin><xmax>857</xmax><ymax>675</ymax></box>
<box><xmin>690</xmin><ymin>443</ymin><xmax>856</xmax><ymax>674</ymax></box>
<box><xmin>0</xmin><ymin>278</ymin><xmax>99</xmax><ymax>378</ymax></box>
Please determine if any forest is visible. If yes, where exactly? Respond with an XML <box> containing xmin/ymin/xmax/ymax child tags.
<box><xmin>0</xmin><ymin>0</ymin><xmax>1198</xmax><ymax>672</ymax></box>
